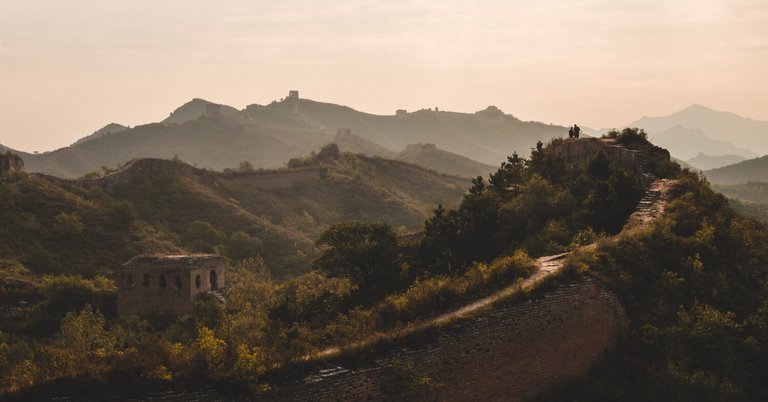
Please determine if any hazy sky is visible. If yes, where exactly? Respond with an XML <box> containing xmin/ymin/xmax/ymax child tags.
<box><xmin>1</xmin><ymin>0</ymin><xmax>767</xmax><ymax>152</ymax></box>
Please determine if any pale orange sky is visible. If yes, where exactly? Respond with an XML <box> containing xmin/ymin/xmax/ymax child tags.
<box><xmin>1</xmin><ymin>0</ymin><xmax>767</xmax><ymax>152</ymax></box>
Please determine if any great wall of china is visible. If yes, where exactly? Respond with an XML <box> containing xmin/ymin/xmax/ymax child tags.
<box><xmin>112</xmin><ymin>138</ymin><xmax>679</xmax><ymax>402</ymax></box>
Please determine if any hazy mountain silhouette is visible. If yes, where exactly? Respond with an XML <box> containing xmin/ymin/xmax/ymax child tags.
<box><xmin>0</xmin><ymin>144</ymin><xmax>16</xmax><ymax>154</ymax></box>
<box><xmin>686</xmin><ymin>153</ymin><xmax>747</xmax><ymax>170</ymax></box>
<box><xmin>632</xmin><ymin>104</ymin><xmax>768</xmax><ymax>156</ymax></box>
<box><xmin>394</xmin><ymin>143</ymin><xmax>495</xmax><ymax>178</ymax></box>
<box><xmin>704</xmin><ymin>155</ymin><xmax>768</xmax><ymax>184</ymax></box>
<box><xmin>642</xmin><ymin>125</ymin><xmax>756</xmax><ymax>160</ymax></box>
<box><xmin>15</xmin><ymin>96</ymin><xmax>566</xmax><ymax>178</ymax></box>
<box><xmin>252</xmin><ymin>99</ymin><xmax>564</xmax><ymax>165</ymax></box>
<box><xmin>162</xmin><ymin>98</ymin><xmax>241</xmax><ymax>124</ymax></box>
<box><xmin>0</xmin><ymin>143</ymin><xmax>34</xmax><ymax>163</ymax></box>
<box><xmin>332</xmin><ymin>130</ymin><xmax>396</xmax><ymax>158</ymax></box>
<box><xmin>72</xmin><ymin>123</ymin><xmax>129</xmax><ymax>146</ymax></box>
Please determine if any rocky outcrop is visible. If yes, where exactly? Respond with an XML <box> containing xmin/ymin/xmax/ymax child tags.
<box><xmin>0</xmin><ymin>152</ymin><xmax>24</xmax><ymax>174</ymax></box>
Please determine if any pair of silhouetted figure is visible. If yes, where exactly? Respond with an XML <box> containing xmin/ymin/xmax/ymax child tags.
<box><xmin>568</xmin><ymin>124</ymin><xmax>581</xmax><ymax>139</ymax></box>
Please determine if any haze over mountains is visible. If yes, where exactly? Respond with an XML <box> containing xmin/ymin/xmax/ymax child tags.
<box><xmin>631</xmin><ymin>104</ymin><xmax>768</xmax><ymax>160</ymax></box>
<box><xmin>6</xmin><ymin>95</ymin><xmax>565</xmax><ymax>179</ymax></box>
<box><xmin>685</xmin><ymin>153</ymin><xmax>746</xmax><ymax>171</ymax></box>
<box><xmin>72</xmin><ymin>123</ymin><xmax>130</xmax><ymax>146</ymax></box>
<box><xmin>704</xmin><ymin>156</ymin><xmax>768</xmax><ymax>185</ymax></box>
<box><xmin>4</xmin><ymin>98</ymin><xmax>768</xmax><ymax>183</ymax></box>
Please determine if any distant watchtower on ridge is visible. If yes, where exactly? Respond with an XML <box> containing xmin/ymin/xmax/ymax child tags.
<box><xmin>116</xmin><ymin>254</ymin><xmax>226</xmax><ymax>315</ymax></box>
<box><xmin>288</xmin><ymin>90</ymin><xmax>299</xmax><ymax>99</ymax></box>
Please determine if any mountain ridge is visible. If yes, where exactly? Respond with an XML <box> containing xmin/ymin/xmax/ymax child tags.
<box><xmin>685</xmin><ymin>153</ymin><xmax>747</xmax><ymax>170</ymax></box>
<box><xmin>72</xmin><ymin>123</ymin><xmax>130</xmax><ymax>146</ymax></box>
<box><xmin>14</xmin><ymin>95</ymin><xmax>567</xmax><ymax>179</ymax></box>
<box><xmin>704</xmin><ymin>155</ymin><xmax>768</xmax><ymax>184</ymax></box>
<box><xmin>631</xmin><ymin>104</ymin><xmax>768</xmax><ymax>156</ymax></box>
<box><xmin>394</xmin><ymin>143</ymin><xmax>496</xmax><ymax>178</ymax></box>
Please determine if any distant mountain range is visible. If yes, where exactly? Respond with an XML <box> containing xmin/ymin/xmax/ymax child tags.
<box><xmin>13</xmin><ymin>96</ymin><xmax>566</xmax><ymax>179</ymax></box>
<box><xmin>333</xmin><ymin>130</ymin><xmax>396</xmax><ymax>158</ymax></box>
<box><xmin>72</xmin><ymin>123</ymin><xmax>129</xmax><ymax>146</ymax></box>
<box><xmin>704</xmin><ymin>155</ymin><xmax>768</xmax><ymax>185</ymax></box>
<box><xmin>631</xmin><ymin>104</ymin><xmax>768</xmax><ymax>159</ymax></box>
<box><xmin>645</xmin><ymin>126</ymin><xmax>757</xmax><ymax>160</ymax></box>
<box><xmin>394</xmin><ymin>143</ymin><xmax>496</xmax><ymax>178</ymax></box>
<box><xmin>685</xmin><ymin>153</ymin><xmax>747</xmax><ymax>170</ymax></box>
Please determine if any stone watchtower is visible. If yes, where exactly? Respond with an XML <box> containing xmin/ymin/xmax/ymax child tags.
<box><xmin>117</xmin><ymin>254</ymin><xmax>226</xmax><ymax>315</ymax></box>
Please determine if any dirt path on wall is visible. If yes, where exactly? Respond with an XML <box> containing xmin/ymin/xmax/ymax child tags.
<box><xmin>622</xmin><ymin>178</ymin><xmax>679</xmax><ymax>231</ymax></box>
<box><xmin>308</xmin><ymin>176</ymin><xmax>680</xmax><ymax>362</ymax></box>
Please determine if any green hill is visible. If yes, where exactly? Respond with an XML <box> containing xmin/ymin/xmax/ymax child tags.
<box><xmin>0</xmin><ymin>149</ymin><xmax>469</xmax><ymax>279</ymax></box>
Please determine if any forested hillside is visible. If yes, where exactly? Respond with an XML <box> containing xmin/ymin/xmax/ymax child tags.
<box><xmin>7</xmin><ymin>132</ymin><xmax>768</xmax><ymax>401</ymax></box>
<box><xmin>1</xmin><ymin>130</ymin><xmax>669</xmax><ymax>398</ymax></box>
<box><xmin>0</xmin><ymin>146</ymin><xmax>468</xmax><ymax>280</ymax></box>
<box><xmin>705</xmin><ymin>156</ymin><xmax>768</xmax><ymax>184</ymax></box>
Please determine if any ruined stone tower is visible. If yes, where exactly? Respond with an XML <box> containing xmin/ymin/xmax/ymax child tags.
<box><xmin>117</xmin><ymin>254</ymin><xmax>226</xmax><ymax>315</ymax></box>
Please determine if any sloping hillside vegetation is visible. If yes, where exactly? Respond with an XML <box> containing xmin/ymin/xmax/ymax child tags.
<box><xmin>536</xmin><ymin>175</ymin><xmax>768</xmax><ymax>401</ymax></box>
<box><xmin>1</xmin><ymin>131</ymin><xmax>661</xmax><ymax>398</ymax></box>
<box><xmin>713</xmin><ymin>181</ymin><xmax>768</xmax><ymax>204</ymax></box>
<box><xmin>728</xmin><ymin>199</ymin><xmax>768</xmax><ymax>223</ymax></box>
<box><xmin>0</xmin><ymin>147</ymin><xmax>469</xmax><ymax>280</ymax></box>
<box><xmin>704</xmin><ymin>155</ymin><xmax>768</xmax><ymax>185</ymax></box>
<box><xmin>703</xmin><ymin>182</ymin><xmax>768</xmax><ymax>223</ymax></box>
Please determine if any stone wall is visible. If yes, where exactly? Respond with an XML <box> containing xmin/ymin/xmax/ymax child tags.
<box><xmin>253</xmin><ymin>279</ymin><xmax>624</xmax><ymax>402</ymax></box>
<box><xmin>126</xmin><ymin>278</ymin><xmax>625</xmax><ymax>401</ymax></box>
<box><xmin>549</xmin><ymin>138</ymin><xmax>643</xmax><ymax>174</ymax></box>
<box><xmin>116</xmin><ymin>255</ymin><xmax>226</xmax><ymax>315</ymax></box>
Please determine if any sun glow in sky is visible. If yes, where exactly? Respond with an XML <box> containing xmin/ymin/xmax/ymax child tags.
<box><xmin>1</xmin><ymin>0</ymin><xmax>767</xmax><ymax>151</ymax></box>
